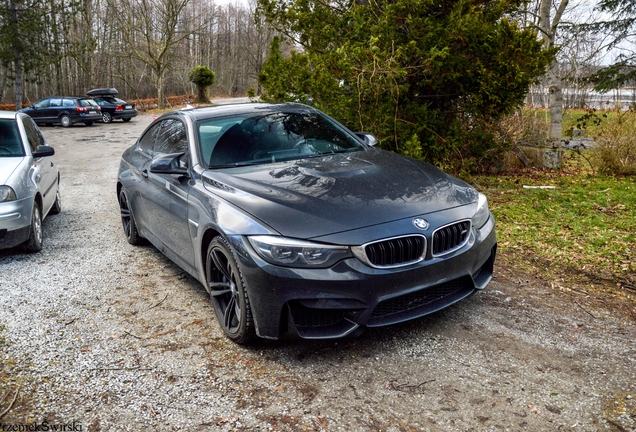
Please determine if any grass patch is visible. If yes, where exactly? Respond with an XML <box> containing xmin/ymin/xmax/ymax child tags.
<box><xmin>472</xmin><ymin>166</ymin><xmax>636</xmax><ymax>289</ymax></box>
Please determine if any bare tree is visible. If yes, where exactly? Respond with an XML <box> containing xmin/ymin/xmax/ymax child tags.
<box><xmin>108</xmin><ymin>0</ymin><xmax>195</xmax><ymax>108</ymax></box>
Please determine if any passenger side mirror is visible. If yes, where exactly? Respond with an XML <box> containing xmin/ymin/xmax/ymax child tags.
<box><xmin>32</xmin><ymin>145</ymin><xmax>55</xmax><ymax>158</ymax></box>
<box><xmin>149</xmin><ymin>152</ymin><xmax>189</xmax><ymax>176</ymax></box>
<box><xmin>355</xmin><ymin>132</ymin><xmax>378</xmax><ymax>146</ymax></box>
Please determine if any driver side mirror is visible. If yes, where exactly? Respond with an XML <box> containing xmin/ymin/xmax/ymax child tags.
<box><xmin>149</xmin><ymin>152</ymin><xmax>189</xmax><ymax>176</ymax></box>
<box><xmin>355</xmin><ymin>132</ymin><xmax>378</xmax><ymax>146</ymax></box>
<box><xmin>32</xmin><ymin>145</ymin><xmax>55</xmax><ymax>158</ymax></box>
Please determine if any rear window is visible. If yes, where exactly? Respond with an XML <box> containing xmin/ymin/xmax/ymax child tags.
<box><xmin>79</xmin><ymin>99</ymin><xmax>98</xmax><ymax>107</ymax></box>
<box><xmin>62</xmin><ymin>99</ymin><xmax>75</xmax><ymax>107</ymax></box>
<box><xmin>0</xmin><ymin>119</ymin><xmax>25</xmax><ymax>157</ymax></box>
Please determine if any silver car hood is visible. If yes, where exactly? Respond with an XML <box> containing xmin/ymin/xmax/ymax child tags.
<box><xmin>0</xmin><ymin>157</ymin><xmax>24</xmax><ymax>185</ymax></box>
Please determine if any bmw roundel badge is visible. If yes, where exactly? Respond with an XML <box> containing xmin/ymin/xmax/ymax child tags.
<box><xmin>413</xmin><ymin>218</ymin><xmax>429</xmax><ymax>230</ymax></box>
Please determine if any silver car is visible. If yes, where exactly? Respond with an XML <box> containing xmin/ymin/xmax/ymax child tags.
<box><xmin>0</xmin><ymin>111</ymin><xmax>61</xmax><ymax>252</ymax></box>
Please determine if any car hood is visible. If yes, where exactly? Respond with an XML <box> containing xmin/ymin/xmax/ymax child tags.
<box><xmin>202</xmin><ymin>149</ymin><xmax>478</xmax><ymax>239</ymax></box>
<box><xmin>0</xmin><ymin>157</ymin><xmax>24</xmax><ymax>185</ymax></box>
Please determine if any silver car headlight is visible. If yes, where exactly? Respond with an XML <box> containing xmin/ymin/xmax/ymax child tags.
<box><xmin>471</xmin><ymin>193</ymin><xmax>490</xmax><ymax>229</ymax></box>
<box><xmin>248</xmin><ymin>235</ymin><xmax>351</xmax><ymax>268</ymax></box>
<box><xmin>0</xmin><ymin>186</ymin><xmax>17</xmax><ymax>202</ymax></box>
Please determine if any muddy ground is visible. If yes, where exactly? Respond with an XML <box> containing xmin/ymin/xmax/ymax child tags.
<box><xmin>0</xmin><ymin>114</ymin><xmax>634</xmax><ymax>431</ymax></box>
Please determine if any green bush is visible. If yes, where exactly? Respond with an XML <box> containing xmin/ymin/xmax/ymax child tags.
<box><xmin>592</xmin><ymin>110</ymin><xmax>636</xmax><ymax>176</ymax></box>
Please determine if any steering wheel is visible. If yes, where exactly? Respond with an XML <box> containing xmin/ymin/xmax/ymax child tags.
<box><xmin>292</xmin><ymin>139</ymin><xmax>307</xmax><ymax>150</ymax></box>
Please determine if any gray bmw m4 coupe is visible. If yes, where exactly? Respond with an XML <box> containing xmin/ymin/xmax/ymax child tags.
<box><xmin>117</xmin><ymin>103</ymin><xmax>496</xmax><ymax>343</ymax></box>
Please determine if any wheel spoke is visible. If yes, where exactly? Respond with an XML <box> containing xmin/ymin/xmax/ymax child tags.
<box><xmin>120</xmin><ymin>208</ymin><xmax>130</xmax><ymax>218</ymax></box>
<box><xmin>223</xmin><ymin>295</ymin><xmax>237</xmax><ymax>329</ymax></box>
<box><xmin>210</xmin><ymin>249</ymin><xmax>232</xmax><ymax>281</ymax></box>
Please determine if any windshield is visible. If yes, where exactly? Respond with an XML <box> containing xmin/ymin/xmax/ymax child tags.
<box><xmin>198</xmin><ymin>111</ymin><xmax>364</xmax><ymax>168</ymax></box>
<box><xmin>0</xmin><ymin>119</ymin><xmax>25</xmax><ymax>157</ymax></box>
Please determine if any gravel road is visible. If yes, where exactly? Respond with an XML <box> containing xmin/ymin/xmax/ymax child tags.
<box><xmin>1</xmin><ymin>115</ymin><xmax>635</xmax><ymax>431</ymax></box>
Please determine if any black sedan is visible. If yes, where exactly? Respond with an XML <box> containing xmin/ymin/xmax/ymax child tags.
<box><xmin>117</xmin><ymin>103</ymin><xmax>496</xmax><ymax>343</ymax></box>
<box><xmin>87</xmin><ymin>88</ymin><xmax>137</xmax><ymax>123</ymax></box>
<box><xmin>20</xmin><ymin>97</ymin><xmax>102</xmax><ymax>127</ymax></box>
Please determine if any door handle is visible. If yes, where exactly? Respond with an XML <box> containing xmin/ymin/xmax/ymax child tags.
<box><xmin>51</xmin><ymin>162</ymin><xmax>54</xmax><ymax>167</ymax></box>
<box><xmin>141</xmin><ymin>169</ymin><xmax>148</xmax><ymax>178</ymax></box>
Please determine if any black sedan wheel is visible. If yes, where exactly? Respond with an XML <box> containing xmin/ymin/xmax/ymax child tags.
<box><xmin>60</xmin><ymin>115</ymin><xmax>71</xmax><ymax>128</ymax></box>
<box><xmin>119</xmin><ymin>189</ymin><xmax>142</xmax><ymax>245</ymax></box>
<box><xmin>102</xmin><ymin>112</ymin><xmax>112</xmax><ymax>123</ymax></box>
<box><xmin>206</xmin><ymin>237</ymin><xmax>255</xmax><ymax>344</ymax></box>
<box><xmin>123</xmin><ymin>118</ymin><xmax>131</xmax><ymax>123</ymax></box>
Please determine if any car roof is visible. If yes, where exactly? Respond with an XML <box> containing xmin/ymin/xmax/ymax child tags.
<box><xmin>161</xmin><ymin>102</ymin><xmax>319</xmax><ymax>122</ymax></box>
<box><xmin>0</xmin><ymin>111</ymin><xmax>19</xmax><ymax>120</ymax></box>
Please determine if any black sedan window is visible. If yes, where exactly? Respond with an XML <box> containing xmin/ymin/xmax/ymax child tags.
<box><xmin>200</xmin><ymin>112</ymin><xmax>364</xmax><ymax>168</ymax></box>
<box><xmin>33</xmin><ymin>99</ymin><xmax>49</xmax><ymax>108</ymax></box>
<box><xmin>0</xmin><ymin>120</ymin><xmax>24</xmax><ymax>157</ymax></box>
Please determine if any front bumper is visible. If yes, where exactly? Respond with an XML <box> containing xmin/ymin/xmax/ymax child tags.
<box><xmin>0</xmin><ymin>197</ymin><xmax>33</xmax><ymax>249</ymax></box>
<box><xmin>229</xmin><ymin>215</ymin><xmax>497</xmax><ymax>340</ymax></box>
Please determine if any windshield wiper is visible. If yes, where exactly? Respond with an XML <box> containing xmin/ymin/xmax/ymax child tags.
<box><xmin>208</xmin><ymin>160</ymin><xmax>265</xmax><ymax>169</ymax></box>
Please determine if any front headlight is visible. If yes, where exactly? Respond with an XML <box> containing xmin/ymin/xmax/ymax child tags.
<box><xmin>248</xmin><ymin>235</ymin><xmax>351</xmax><ymax>268</ymax></box>
<box><xmin>0</xmin><ymin>186</ymin><xmax>17</xmax><ymax>203</ymax></box>
<box><xmin>471</xmin><ymin>193</ymin><xmax>490</xmax><ymax>229</ymax></box>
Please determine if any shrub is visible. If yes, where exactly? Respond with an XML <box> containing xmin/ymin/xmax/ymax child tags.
<box><xmin>592</xmin><ymin>110</ymin><xmax>636</xmax><ymax>176</ymax></box>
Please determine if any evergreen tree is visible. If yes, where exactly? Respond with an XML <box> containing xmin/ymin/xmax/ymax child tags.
<box><xmin>257</xmin><ymin>0</ymin><xmax>551</xmax><ymax>169</ymax></box>
<box><xmin>188</xmin><ymin>66</ymin><xmax>216</xmax><ymax>104</ymax></box>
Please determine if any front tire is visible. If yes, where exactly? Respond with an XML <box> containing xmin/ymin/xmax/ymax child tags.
<box><xmin>206</xmin><ymin>237</ymin><xmax>255</xmax><ymax>344</ymax></box>
<box><xmin>24</xmin><ymin>201</ymin><xmax>43</xmax><ymax>253</ymax></box>
<box><xmin>102</xmin><ymin>112</ymin><xmax>112</xmax><ymax>123</ymax></box>
<box><xmin>60</xmin><ymin>115</ymin><xmax>71</xmax><ymax>128</ymax></box>
<box><xmin>119</xmin><ymin>189</ymin><xmax>142</xmax><ymax>245</ymax></box>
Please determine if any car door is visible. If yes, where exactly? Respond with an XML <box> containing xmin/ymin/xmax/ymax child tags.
<box><xmin>143</xmin><ymin>118</ymin><xmax>195</xmax><ymax>267</ymax></box>
<box><xmin>21</xmin><ymin>116</ymin><xmax>57</xmax><ymax>213</ymax></box>
<box><xmin>28</xmin><ymin>99</ymin><xmax>50</xmax><ymax>123</ymax></box>
<box><xmin>124</xmin><ymin>121</ymin><xmax>159</xmax><ymax>234</ymax></box>
<box><xmin>48</xmin><ymin>98</ymin><xmax>63</xmax><ymax>123</ymax></box>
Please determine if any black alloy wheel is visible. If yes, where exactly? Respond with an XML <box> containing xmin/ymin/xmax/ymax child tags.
<box><xmin>118</xmin><ymin>189</ymin><xmax>142</xmax><ymax>245</ymax></box>
<box><xmin>206</xmin><ymin>237</ymin><xmax>255</xmax><ymax>344</ymax></box>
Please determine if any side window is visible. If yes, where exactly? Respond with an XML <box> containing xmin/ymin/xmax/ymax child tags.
<box><xmin>137</xmin><ymin>122</ymin><xmax>161</xmax><ymax>156</ymax></box>
<box><xmin>154</xmin><ymin>119</ymin><xmax>188</xmax><ymax>156</ymax></box>
<box><xmin>62</xmin><ymin>99</ymin><xmax>75</xmax><ymax>107</ymax></box>
<box><xmin>33</xmin><ymin>99</ymin><xmax>49</xmax><ymax>108</ymax></box>
<box><xmin>22</xmin><ymin>116</ymin><xmax>45</xmax><ymax>153</ymax></box>
<box><xmin>49</xmin><ymin>98</ymin><xmax>62</xmax><ymax>107</ymax></box>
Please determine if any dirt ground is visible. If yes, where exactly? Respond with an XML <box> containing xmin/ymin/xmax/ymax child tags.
<box><xmin>0</xmin><ymin>114</ymin><xmax>635</xmax><ymax>431</ymax></box>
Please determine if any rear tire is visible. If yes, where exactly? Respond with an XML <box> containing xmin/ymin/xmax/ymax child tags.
<box><xmin>24</xmin><ymin>201</ymin><xmax>43</xmax><ymax>253</ymax></box>
<box><xmin>50</xmin><ymin>182</ymin><xmax>62</xmax><ymax>215</ymax></box>
<box><xmin>119</xmin><ymin>189</ymin><xmax>142</xmax><ymax>245</ymax></box>
<box><xmin>123</xmin><ymin>118</ymin><xmax>131</xmax><ymax>123</ymax></box>
<box><xmin>102</xmin><ymin>112</ymin><xmax>112</xmax><ymax>123</ymax></box>
<box><xmin>60</xmin><ymin>115</ymin><xmax>71</xmax><ymax>128</ymax></box>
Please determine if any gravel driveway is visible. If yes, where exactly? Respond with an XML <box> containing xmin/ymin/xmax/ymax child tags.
<box><xmin>1</xmin><ymin>115</ymin><xmax>635</xmax><ymax>431</ymax></box>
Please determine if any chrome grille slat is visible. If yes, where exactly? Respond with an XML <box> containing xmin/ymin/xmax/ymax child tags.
<box><xmin>354</xmin><ymin>235</ymin><xmax>426</xmax><ymax>268</ymax></box>
<box><xmin>432</xmin><ymin>220</ymin><xmax>471</xmax><ymax>256</ymax></box>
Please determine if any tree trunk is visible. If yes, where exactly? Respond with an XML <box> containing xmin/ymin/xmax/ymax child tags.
<box><xmin>547</xmin><ymin>61</ymin><xmax>563</xmax><ymax>143</ymax></box>
<box><xmin>157</xmin><ymin>71</ymin><xmax>165</xmax><ymax>109</ymax></box>
<box><xmin>538</xmin><ymin>0</ymin><xmax>569</xmax><ymax>144</ymax></box>
<box><xmin>9</xmin><ymin>0</ymin><xmax>23</xmax><ymax>111</ymax></box>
